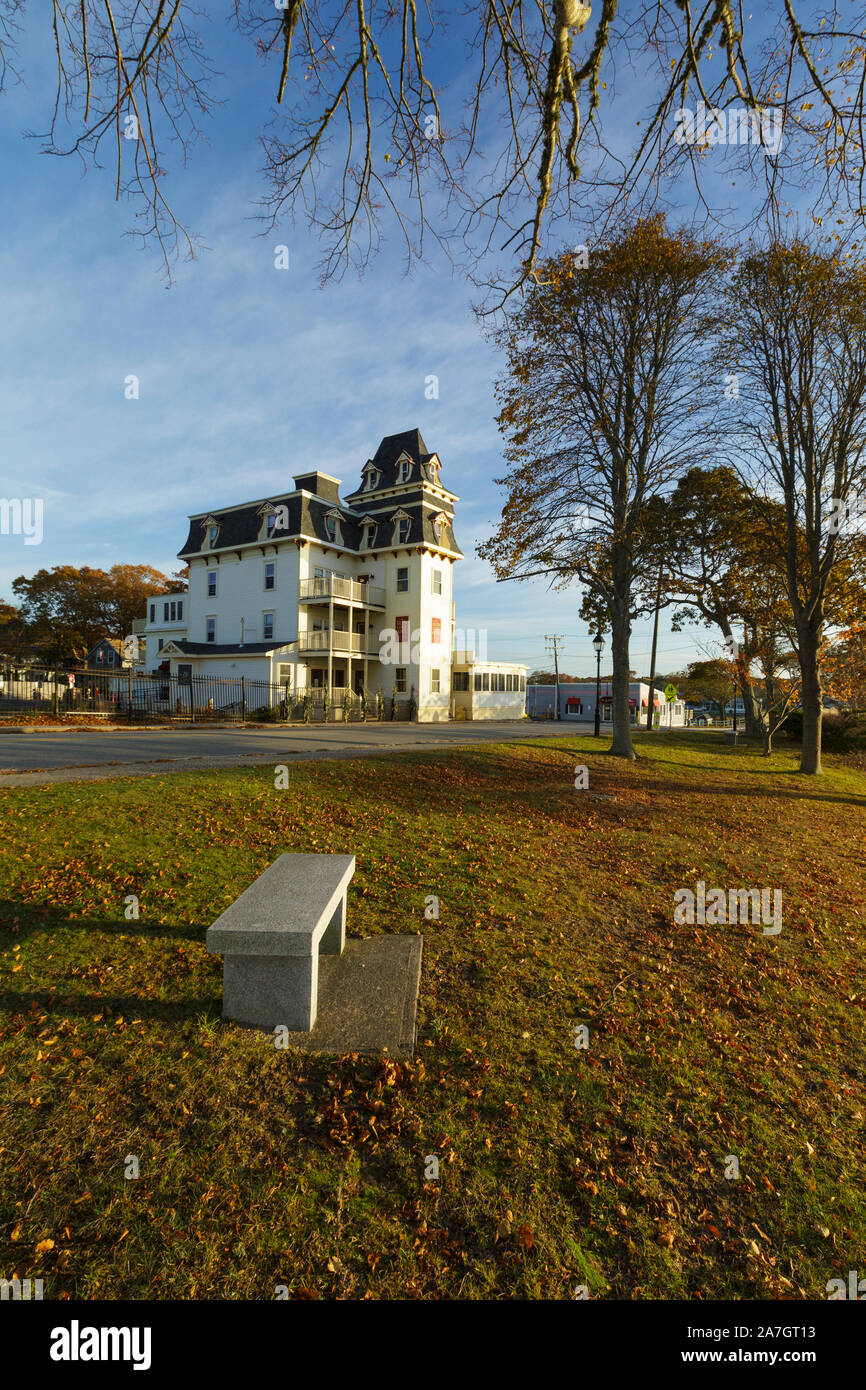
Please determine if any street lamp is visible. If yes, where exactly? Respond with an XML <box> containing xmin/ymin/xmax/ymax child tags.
<box><xmin>592</xmin><ymin>632</ymin><xmax>604</xmax><ymax>738</ymax></box>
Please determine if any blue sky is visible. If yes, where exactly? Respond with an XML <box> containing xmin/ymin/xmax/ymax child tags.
<box><xmin>0</xmin><ymin>7</ymin><xmax>769</xmax><ymax>680</ymax></box>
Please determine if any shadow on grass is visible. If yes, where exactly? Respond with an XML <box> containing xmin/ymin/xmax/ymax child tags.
<box><xmin>0</xmin><ymin>987</ymin><xmax>218</xmax><ymax>1024</ymax></box>
<box><xmin>641</xmin><ymin>763</ymin><xmax>866</xmax><ymax>807</ymax></box>
<box><xmin>0</xmin><ymin>902</ymin><xmax>207</xmax><ymax>947</ymax></box>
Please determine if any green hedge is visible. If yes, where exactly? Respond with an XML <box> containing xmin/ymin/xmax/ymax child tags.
<box><xmin>782</xmin><ymin>708</ymin><xmax>866</xmax><ymax>747</ymax></box>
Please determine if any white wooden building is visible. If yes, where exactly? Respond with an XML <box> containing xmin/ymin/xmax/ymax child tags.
<box><xmin>142</xmin><ymin>429</ymin><xmax>502</xmax><ymax>721</ymax></box>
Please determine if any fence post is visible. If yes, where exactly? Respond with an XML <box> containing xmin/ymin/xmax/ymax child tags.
<box><xmin>128</xmin><ymin>670</ymin><xmax>133</xmax><ymax>722</ymax></box>
<box><xmin>53</xmin><ymin>671</ymin><xmax>59</xmax><ymax>718</ymax></box>
<box><xmin>241</xmin><ymin>676</ymin><xmax>246</xmax><ymax>723</ymax></box>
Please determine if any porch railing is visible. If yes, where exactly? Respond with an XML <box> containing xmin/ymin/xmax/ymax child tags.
<box><xmin>297</xmin><ymin>629</ymin><xmax>373</xmax><ymax>654</ymax></box>
<box><xmin>299</xmin><ymin>576</ymin><xmax>385</xmax><ymax>607</ymax></box>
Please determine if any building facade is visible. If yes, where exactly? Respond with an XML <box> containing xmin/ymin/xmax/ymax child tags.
<box><xmin>526</xmin><ymin>679</ymin><xmax>688</xmax><ymax>728</ymax></box>
<box><xmin>151</xmin><ymin>429</ymin><xmax>485</xmax><ymax>721</ymax></box>
<box><xmin>451</xmin><ymin>650</ymin><xmax>528</xmax><ymax>721</ymax></box>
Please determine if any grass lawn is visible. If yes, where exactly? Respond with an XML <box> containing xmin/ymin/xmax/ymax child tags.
<box><xmin>0</xmin><ymin>729</ymin><xmax>864</xmax><ymax>1300</ymax></box>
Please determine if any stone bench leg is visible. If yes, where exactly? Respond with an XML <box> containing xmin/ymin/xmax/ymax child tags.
<box><xmin>320</xmin><ymin>890</ymin><xmax>347</xmax><ymax>955</ymax></box>
<box><xmin>222</xmin><ymin>953</ymin><xmax>319</xmax><ymax>1032</ymax></box>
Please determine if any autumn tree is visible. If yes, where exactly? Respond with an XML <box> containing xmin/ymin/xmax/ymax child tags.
<box><xmin>0</xmin><ymin>599</ymin><xmax>27</xmax><ymax>658</ymax></box>
<box><xmin>725</xmin><ymin>241</ymin><xmax>866</xmax><ymax>775</ymax></box>
<box><xmin>647</xmin><ymin>466</ymin><xmax>802</xmax><ymax>739</ymax></box>
<box><xmin>12</xmin><ymin>563</ymin><xmax>176</xmax><ymax>662</ymax></box>
<box><xmin>2</xmin><ymin>4</ymin><xmax>865</xmax><ymax>292</ymax></box>
<box><xmin>822</xmin><ymin>622</ymin><xmax>866</xmax><ymax>710</ymax></box>
<box><xmin>480</xmin><ymin>217</ymin><xmax>728</xmax><ymax>759</ymax></box>
<box><xmin>748</xmin><ymin>623</ymin><xmax>801</xmax><ymax>756</ymax></box>
<box><xmin>527</xmin><ymin>669</ymin><xmax>576</xmax><ymax>684</ymax></box>
<box><xmin>675</xmin><ymin>659</ymin><xmax>729</xmax><ymax>710</ymax></box>
<box><xmin>643</xmin><ymin>467</ymin><xmax>761</xmax><ymax>737</ymax></box>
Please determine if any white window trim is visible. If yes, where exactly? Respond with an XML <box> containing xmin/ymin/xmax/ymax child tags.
<box><xmin>207</xmin><ymin>569</ymin><xmax>218</xmax><ymax>598</ymax></box>
<box><xmin>263</xmin><ymin>611</ymin><xmax>276</xmax><ymax>641</ymax></box>
<box><xmin>264</xmin><ymin>560</ymin><xmax>276</xmax><ymax>592</ymax></box>
<box><xmin>206</xmin><ymin>616</ymin><xmax>217</xmax><ymax>642</ymax></box>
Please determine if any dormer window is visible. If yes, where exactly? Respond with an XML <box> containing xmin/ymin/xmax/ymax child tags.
<box><xmin>426</xmin><ymin>458</ymin><xmax>440</xmax><ymax>484</ymax></box>
<box><xmin>325</xmin><ymin>511</ymin><xmax>343</xmax><ymax>544</ymax></box>
<box><xmin>364</xmin><ymin>467</ymin><xmax>380</xmax><ymax>491</ymax></box>
<box><xmin>266</xmin><ymin>512</ymin><xmax>276</xmax><ymax>537</ymax></box>
<box><xmin>363</xmin><ymin>523</ymin><xmax>377</xmax><ymax>550</ymax></box>
<box><xmin>397</xmin><ymin>457</ymin><xmax>412</xmax><ymax>484</ymax></box>
<box><xmin>433</xmin><ymin>512</ymin><xmax>448</xmax><ymax>546</ymax></box>
<box><xmin>392</xmin><ymin>513</ymin><xmax>411</xmax><ymax>545</ymax></box>
<box><xmin>205</xmin><ymin>520</ymin><xmax>220</xmax><ymax>549</ymax></box>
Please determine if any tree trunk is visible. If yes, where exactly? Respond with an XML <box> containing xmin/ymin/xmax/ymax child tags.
<box><xmin>798</xmin><ymin>624</ymin><xmax>823</xmax><ymax>775</ymax></box>
<box><xmin>762</xmin><ymin>726</ymin><xmax>772</xmax><ymax>756</ymax></box>
<box><xmin>610</xmin><ymin>599</ymin><xmax>636</xmax><ymax>760</ymax></box>
<box><xmin>741</xmin><ymin>676</ymin><xmax>761</xmax><ymax>739</ymax></box>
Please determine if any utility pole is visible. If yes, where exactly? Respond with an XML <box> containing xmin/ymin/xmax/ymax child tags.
<box><xmin>545</xmin><ymin>634</ymin><xmax>564</xmax><ymax>720</ymax></box>
<box><xmin>645</xmin><ymin>565</ymin><xmax>663</xmax><ymax>732</ymax></box>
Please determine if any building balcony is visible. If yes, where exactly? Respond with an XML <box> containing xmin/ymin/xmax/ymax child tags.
<box><xmin>299</xmin><ymin>576</ymin><xmax>385</xmax><ymax>608</ymax></box>
<box><xmin>298</xmin><ymin>629</ymin><xmax>375</xmax><ymax>655</ymax></box>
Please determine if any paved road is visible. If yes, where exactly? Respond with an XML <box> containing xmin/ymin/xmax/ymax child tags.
<box><xmin>0</xmin><ymin>720</ymin><xmax>575</xmax><ymax>786</ymax></box>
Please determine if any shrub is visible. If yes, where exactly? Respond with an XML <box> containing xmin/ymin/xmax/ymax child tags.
<box><xmin>781</xmin><ymin>707</ymin><xmax>866</xmax><ymax>748</ymax></box>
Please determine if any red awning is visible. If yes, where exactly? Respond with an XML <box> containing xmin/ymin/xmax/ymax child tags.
<box><xmin>566</xmin><ymin>698</ymin><xmax>582</xmax><ymax>707</ymax></box>
<box><xmin>629</xmin><ymin>698</ymin><xmax>637</xmax><ymax>707</ymax></box>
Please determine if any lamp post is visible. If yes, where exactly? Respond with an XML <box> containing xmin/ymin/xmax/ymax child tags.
<box><xmin>592</xmin><ymin>632</ymin><xmax>604</xmax><ymax>738</ymax></box>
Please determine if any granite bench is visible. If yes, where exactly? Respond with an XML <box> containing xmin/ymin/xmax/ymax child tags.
<box><xmin>206</xmin><ymin>852</ymin><xmax>355</xmax><ymax>1031</ymax></box>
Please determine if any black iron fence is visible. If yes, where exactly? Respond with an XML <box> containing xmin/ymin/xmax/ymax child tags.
<box><xmin>0</xmin><ymin>667</ymin><xmax>417</xmax><ymax>723</ymax></box>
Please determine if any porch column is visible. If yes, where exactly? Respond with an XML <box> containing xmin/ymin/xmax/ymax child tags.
<box><xmin>327</xmin><ymin>587</ymin><xmax>333</xmax><ymax>697</ymax></box>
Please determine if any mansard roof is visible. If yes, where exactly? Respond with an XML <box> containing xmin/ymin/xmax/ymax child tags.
<box><xmin>177</xmin><ymin>430</ymin><xmax>460</xmax><ymax>558</ymax></box>
<box><xmin>348</xmin><ymin>428</ymin><xmax>448</xmax><ymax>497</ymax></box>
<box><xmin>373</xmin><ymin>428</ymin><xmax>431</xmax><ymax>469</ymax></box>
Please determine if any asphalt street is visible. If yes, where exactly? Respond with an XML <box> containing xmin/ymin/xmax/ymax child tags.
<box><xmin>0</xmin><ymin>719</ymin><xmax>572</xmax><ymax>786</ymax></box>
